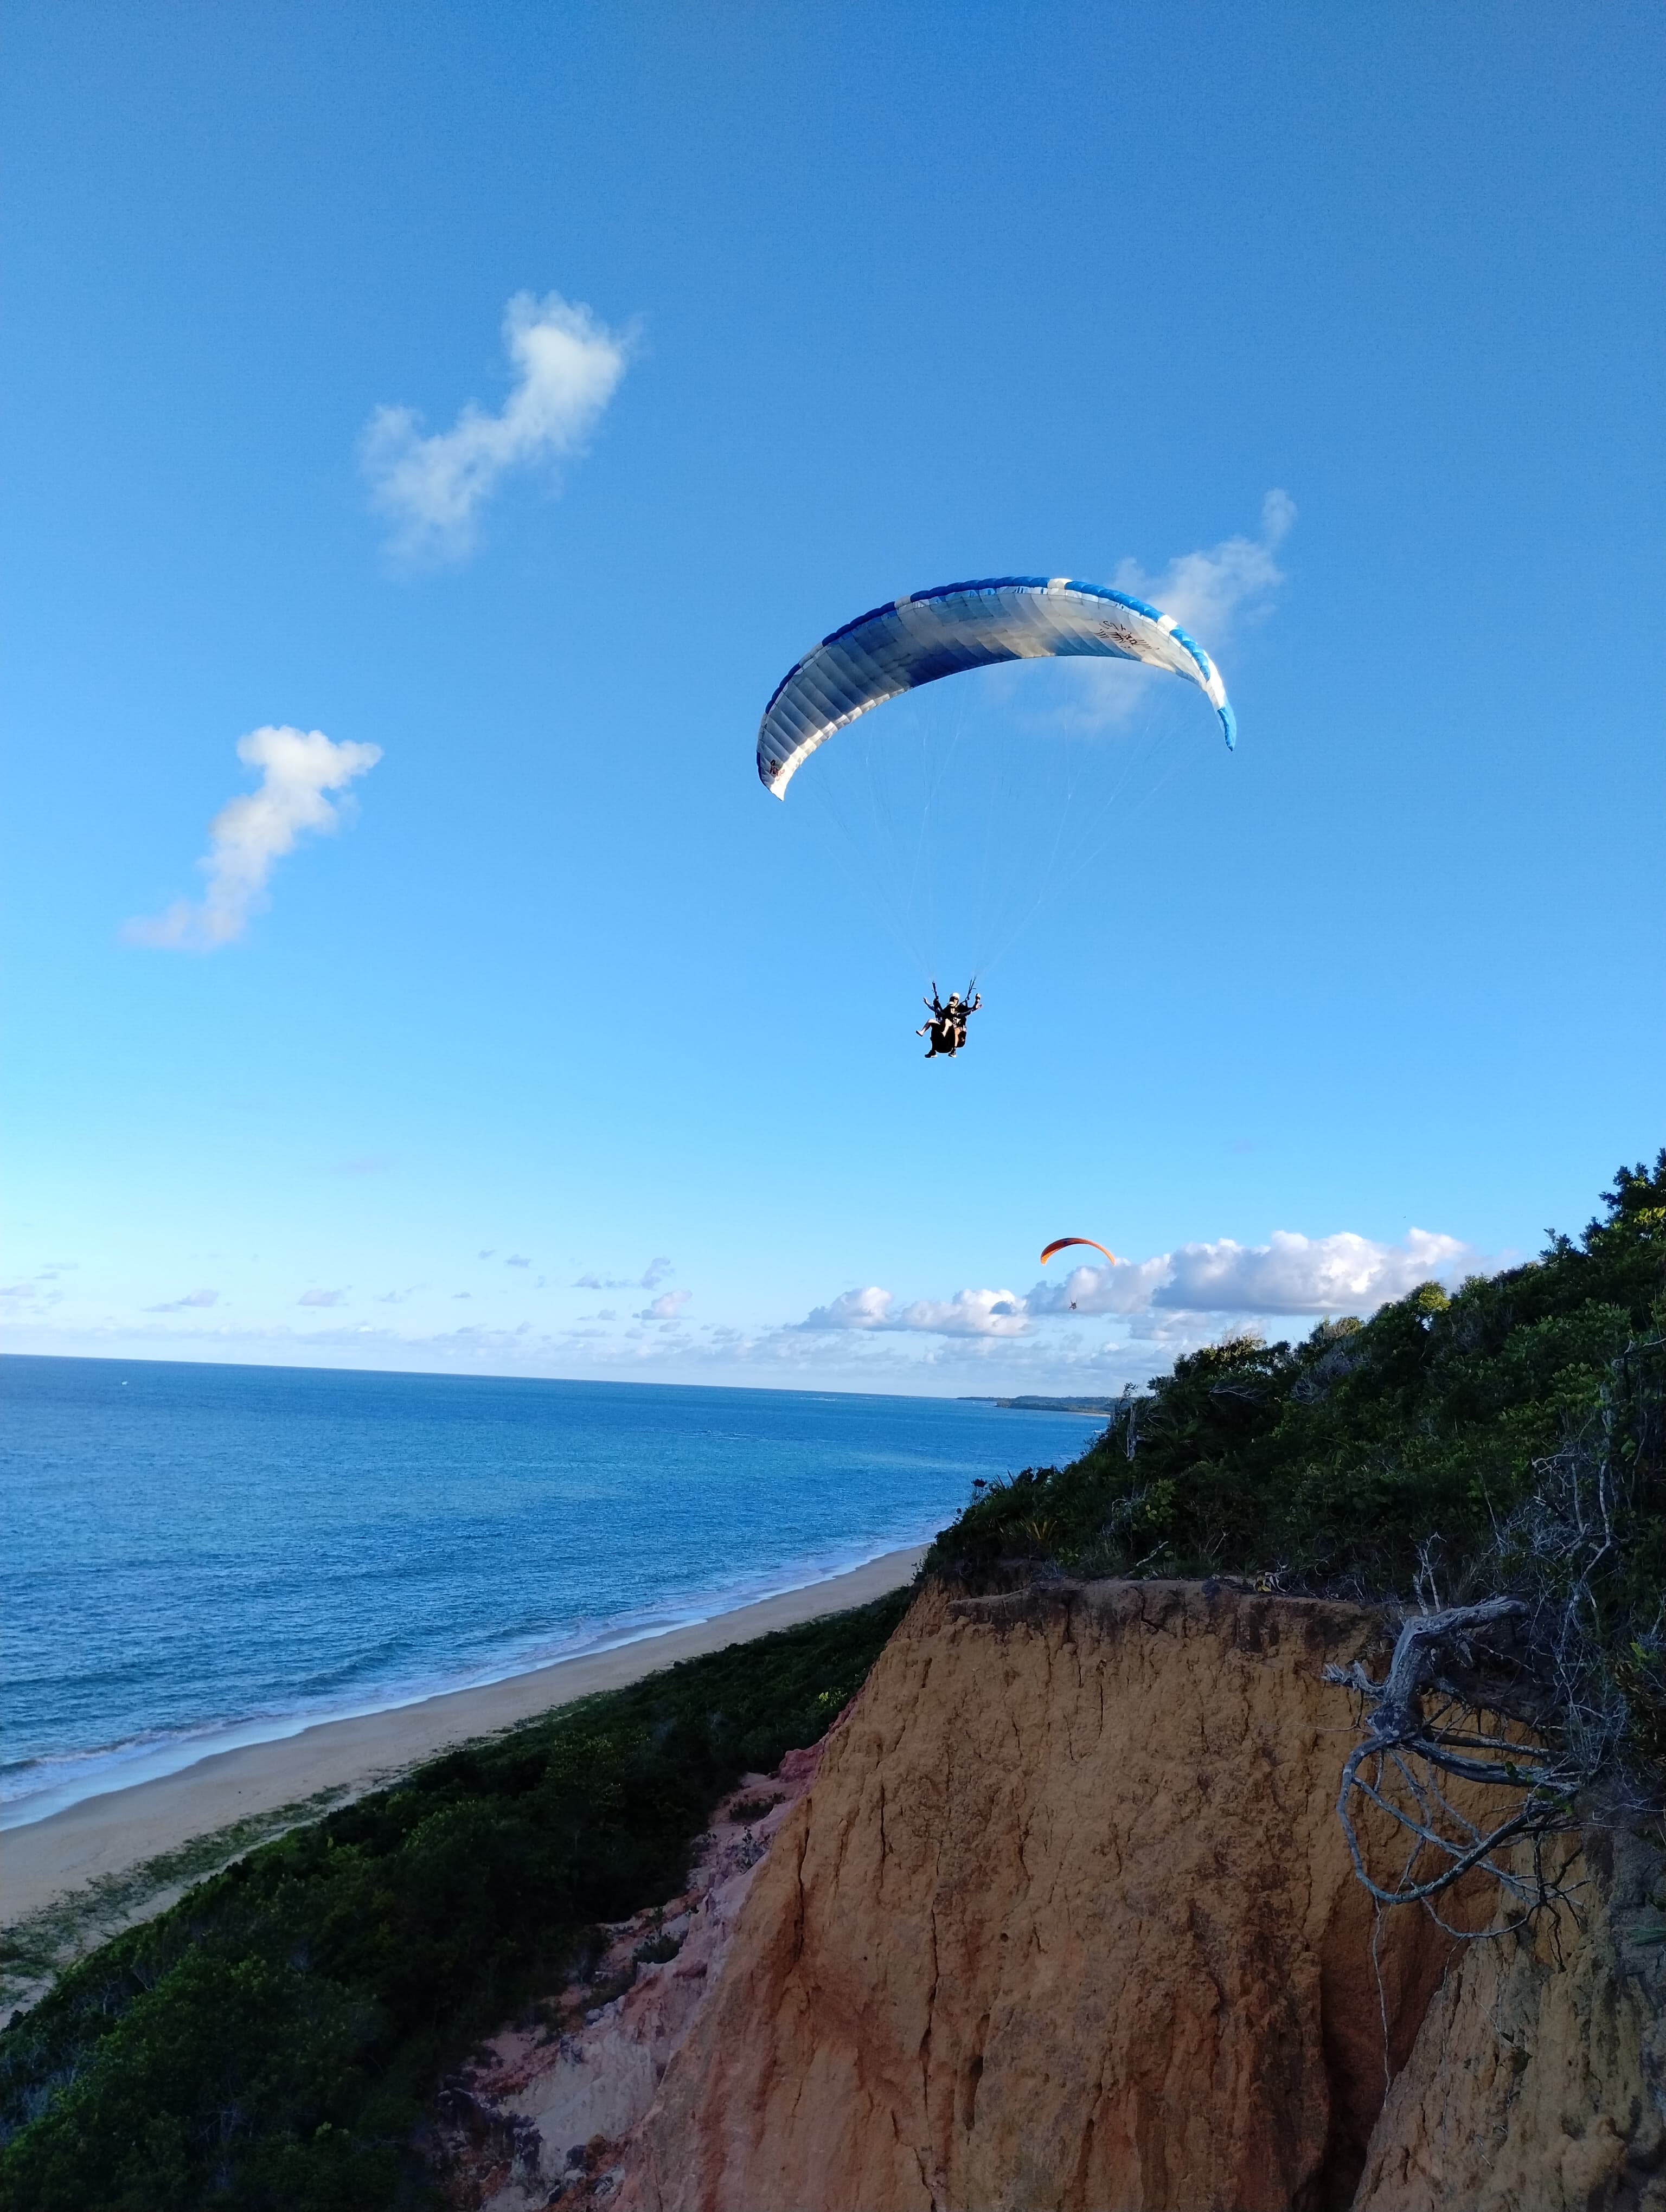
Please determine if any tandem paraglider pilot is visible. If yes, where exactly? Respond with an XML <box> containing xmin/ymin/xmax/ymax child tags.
<box><xmin>754</xmin><ymin>574</ymin><xmax>1238</xmax><ymax>1065</ymax></box>
<box><xmin>918</xmin><ymin>987</ymin><xmax>981</xmax><ymax>1059</ymax></box>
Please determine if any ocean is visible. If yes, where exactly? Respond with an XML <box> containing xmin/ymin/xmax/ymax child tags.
<box><xmin>0</xmin><ymin>1355</ymin><xmax>1103</xmax><ymax>1829</ymax></box>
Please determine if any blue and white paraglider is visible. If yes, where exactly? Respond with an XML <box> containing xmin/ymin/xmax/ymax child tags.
<box><xmin>754</xmin><ymin>575</ymin><xmax>1236</xmax><ymax>1051</ymax></box>
<box><xmin>757</xmin><ymin>576</ymin><xmax>1234</xmax><ymax>798</ymax></box>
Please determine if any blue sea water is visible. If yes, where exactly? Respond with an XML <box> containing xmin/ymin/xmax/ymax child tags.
<box><xmin>0</xmin><ymin>1355</ymin><xmax>1103</xmax><ymax>1829</ymax></box>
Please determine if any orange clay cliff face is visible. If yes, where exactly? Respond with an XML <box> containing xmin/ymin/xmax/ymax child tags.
<box><xmin>608</xmin><ymin>1579</ymin><xmax>1666</xmax><ymax>2212</ymax></box>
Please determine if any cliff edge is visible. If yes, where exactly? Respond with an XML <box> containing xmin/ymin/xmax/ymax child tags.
<box><xmin>618</xmin><ymin>1578</ymin><xmax>1496</xmax><ymax>2212</ymax></box>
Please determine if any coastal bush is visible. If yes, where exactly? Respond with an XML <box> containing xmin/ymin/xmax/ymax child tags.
<box><xmin>0</xmin><ymin>1587</ymin><xmax>912</xmax><ymax>2211</ymax></box>
<box><xmin>928</xmin><ymin>1152</ymin><xmax>1665</xmax><ymax>1610</ymax></box>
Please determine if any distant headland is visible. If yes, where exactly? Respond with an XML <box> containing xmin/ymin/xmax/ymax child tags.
<box><xmin>958</xmin><ymin>1394</ymin><xmax>1118</xmax><ymax>1414</ymax></box>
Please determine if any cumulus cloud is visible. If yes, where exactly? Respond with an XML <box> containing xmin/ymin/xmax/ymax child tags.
<box><xmin>505</xmin><ymin>1253</ymin><xmax>530</xmax><ymax>1268</ymax></box>
<box><xmin>298</xmin><ymin>1288</ymin><xmax>349</xmax><ymax>1307</ymax></box>
<box><xmin>637</xmin><ymin>1289</ymin><xmax>691</xmax><ymax>1322</ymax></box>
<box><xmin>799</xmin><ymin>1285</ymin><xmax>1029</xmax><ymax>1338</ymax></box>
<box><xmin>1030</xmin><ymin>1228</ymin><xmax>1472</xmax><ymax>1320</ymax></box>
<box><xmin>1024</xmin><ymin>1257</ymin><xmax>1173</xmax><ymax>1317</ymax></box>
<box><xmin>1158</xmin><ymin>1227</ymin><xmax>1468</xmax><ymax>1314</ymax></box>
<box><xmin>800</xmin><ymin>1287</ymin><xmax>895</xmax><ymax>1332</ymax></box>
<box><xmin>804</xmin><ymin>1226</ymin><xmax>1473</xmax><ymax>1343</ymax></box>
<box><xmin>145</xmin><ymin>1288</ymin><xmax>220</xmax><ymax>1312</ymax></box>
<box><xmin>1066</xmin><ymin>492</ymin><xmax>1295</xmax><ymax>729</ymax></box>
<box><xmin>1117</xmin><ymin>490</ymin><xmax>1294</xmax><ymax>640</ymax></box>
<box><xmin>362</xmin><ymin>291</ymin><xmax>632</xmax><ymax>564</ymax></box>
<box><xmin>124</xmin><ymin>726</ymin><xmax>381</xmax><ymax>951</ymax></box>
<box><xmin>894</xmin><ymin>1289</ymin><xmax>1029</xmax><ymax>1337</ymax></box>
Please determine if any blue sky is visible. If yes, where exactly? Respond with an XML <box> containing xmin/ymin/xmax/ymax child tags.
<box><xmin>3</xmin><ymin>2</ymin><xmax>1662</xmax><ymax>1393</ymax></box>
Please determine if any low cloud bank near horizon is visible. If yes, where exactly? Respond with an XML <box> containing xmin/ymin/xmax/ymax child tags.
<box><xmin>123</xmin><ymin>727</ymin><xmax>381</xmax><ymax>951</ymax></box>
<box><xmin>2</xmin><ymin>1219</ymin><xmax>1481</xmax><ymax>1401</ymax></box>
<box><xmin>801</xmin><ymin>1285</ymin><xmax>1029</xmax><ymax>1339</ymax></box>
<box><xmin>362</xmin><ymin>291</ymin><xmax>631</xmax><ymax>564</ymax></box>
<box><xmin>799</xmin><ymin>1224</ymin><xmax>1475</xmax><ymax>1342</ymax></box>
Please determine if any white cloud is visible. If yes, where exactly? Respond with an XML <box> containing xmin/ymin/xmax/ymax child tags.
<box><xmin>1116</xmin><ymin>489</ymin><xmax>1294</xmax><ymax>640</ymax></box>
<box><xmin>1157</xmin><ymin>1227</ymin><xmax>1468</xmax><ymax>1314</ymax></box>
<box><xmin>638</xmin><ymin>1289</ymin><xmax>691</xmax><ymax>1322</ymax></box>
<box><xmin>1026</xmin><ymin>1226</ymin><xmax>1474</xmax><ymax>1323</ymax></box>
<box><xmin>145</xmin><ymin>1288</ymin><xmax>220</xmax><ymax>1312</ymax></box>
<box><xmin>362</xmin><ymin>291</ymin><xmax>632</xmax><ymax>564</ymax></box>
<box><xmin>1066</xmin><ymin>492</ymin><xmax>1295</xmax><ymax>729</ymax></box>
<box><xmin>893</xmin><ymin>1288</ymin><xmax>1030</xmax><ymax>1337</ymax></box>
<box><xmin>799</xmin><ymin>1284</ymin><xmax>1029</xmax><ymax>1338</ymax></box>
<box><xmin>804</xmin><ymin>1226</ymin><xmax>1472</xmax><ymax>1344</ymax></box>
<box><xmin>124</xmin><ymin>726</ymin><xmax>381</xmax><ymax>951</ymax></box>
<box><xmin>1025</xmin><ymin>1256</ymin><xmax>1173</xmax><ymax>1317</ymax></box>
<box><xmin>799</xmin><ymin>1286</ymin><xmax>895</xmax><ymax>1331</ymax></box>
<box><xmin>505</xmin><ymin>1253</ymin><xmax>531</xmax><ymax>1268</ymax></box>
<box><xmin>299</xmin><ymin>1288</ymin><xmax>349</xmax><ymax>1307</ymax></box>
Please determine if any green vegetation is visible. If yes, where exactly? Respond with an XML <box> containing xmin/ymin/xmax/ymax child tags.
<box><xmin>0</xmin><ymin>1587</ymin><xmax>911</xmax><ymax>2212</ymax></box>
<box><xmin>0</xmin><ymin>1786</ymin><xmax>361</xmax><ymax>2015</ymax></box>
<box><xmin>930</xmin><ymin>1154</ymin><xmax>1665</xmax><ymax>1606</ymax></box>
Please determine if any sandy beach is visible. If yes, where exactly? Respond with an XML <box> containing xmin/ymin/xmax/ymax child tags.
<box><xmin>1</xmin><ymin>1546</ymin><xmax>926</xmax><ymax>1928</ymax></box>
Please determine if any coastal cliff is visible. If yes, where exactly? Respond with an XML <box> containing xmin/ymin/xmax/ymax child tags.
<box><xmin>1355</xmin><ymin>1827</ymin><xmax>1666</xmax><ymax>2210</ymax></box>
<box><xmin>607</xmin><ymin>1578</ymin><xmax>1661</xmax><ymax>2212</ymax></box>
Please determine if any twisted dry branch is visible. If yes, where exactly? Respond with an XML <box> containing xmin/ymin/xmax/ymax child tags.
<box><xmin>1326</xmin><ymin>1597</ymin><xmax>1585</xmax><ymax>1927</ymax></box>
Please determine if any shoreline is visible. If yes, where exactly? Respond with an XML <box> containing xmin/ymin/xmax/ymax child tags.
<box><xmin>0</xmin><ymin>1545</ymin><xmax>927</xmax><ymax>1931</ymax></box>
<box><xmin>3</xmin><ymin>1538</ymin><xmax>947</xmax><ymax>1833</ymax></box>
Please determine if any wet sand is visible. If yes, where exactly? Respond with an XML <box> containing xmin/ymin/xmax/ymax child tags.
<box><xmin>1</xmin><ymin>1546</ymin><xmax>926</xmax><ymax>1926</ymax></box>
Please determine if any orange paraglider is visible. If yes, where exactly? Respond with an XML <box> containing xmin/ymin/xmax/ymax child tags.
<box><xmin>1039</xmin><ymin>1238</ymin><xmax>1118</xmax><ymax>1268</ymax></box>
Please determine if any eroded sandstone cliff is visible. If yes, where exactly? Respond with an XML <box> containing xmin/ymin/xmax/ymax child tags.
<box><xmin>1356</xmin><ymin>1828</ymin><xmax>1666</xmax><ymax>2212</ymax></box>
<box><xmin>430</xmin><ymin>1748</ymin><xmax>828</xmax><ymax>2209</ymax></box>
<box><xmin>618</xmin><ymin>1578</ymin><xmax>1491</xmax><ymax>2212</ymax></box>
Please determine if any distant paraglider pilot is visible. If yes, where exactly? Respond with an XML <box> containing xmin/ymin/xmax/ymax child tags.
<box><xmin>918</xmin><ymin>986</ymin><xmax>981</xmax><ymax>1058</ymax></box>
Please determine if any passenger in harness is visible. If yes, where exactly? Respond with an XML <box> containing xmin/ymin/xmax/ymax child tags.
<box><xmin>917</xmin><ymin>986</ymin><xmax>981</xmax><ymax>1058</ymax></box>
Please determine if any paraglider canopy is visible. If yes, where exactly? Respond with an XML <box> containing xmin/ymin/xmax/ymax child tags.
<box><xmin>1040</xmin><ymin>1238</ymin><xmax>1118</xmax><ymax>1268</ymax></box>
<box><xmin>758</xmin><ymin>576</ymin><xmax>1234</xmax><ymax>799</ymax></box>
